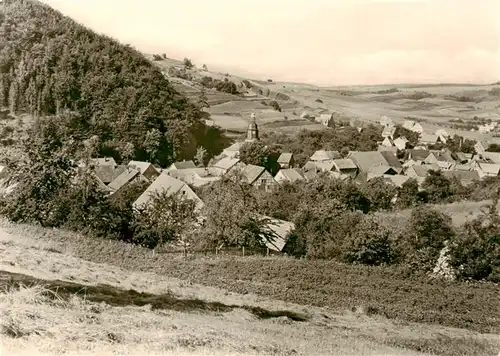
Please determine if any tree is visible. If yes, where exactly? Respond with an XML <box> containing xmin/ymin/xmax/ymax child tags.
<box><xmin>448</xmin><ymin>213</ymin><xmax>500</xmax><ymax>282</ymax></box>
<box><xmin>183</xmin><ymin>58</ymin><xmax>194</xmax><ymax>69</ymax></box>
<box><xmin>396</xmin><ymin>178</ymin><xmax>425</xmax><ymax>209</ymax></box>
<box><xmin>199</xmin><ymin>177</ymin><xmax>266</xmax><ymax>249</ymax></box>
<box><xmin>131</xmin><ymin>190</ymin><xmax>197</xmax><ymax>249</ymax></box>
<box><xmin>202</xmin><ymin>64</ymin><xmax>208</xmax><ymax>70</ymax></box>
<box><xmin>194</xmin><ymin>146</ymin><xmax>207</xmax><ymax>167</ymax></box>
<box><xmin>487</xmin><ymin>143</ymin><xmax>500</xmax><ymax>152</ymax></box>
<box><xmin>197</xmin><ymin>88</ymin><xmax>209</xmax><ymax>109</ymax></box>
<box><xmin>421</xmin><ymin>170</ymin><xmax>453</xmax><ymax>203</ymax></box>
<box><xmin>362</xmin><ymin>177</ymin><xmax>397</xmax><ymax>211</ymax></box>
<box><xmin>239</xmin><ymin>141</ymin><xmax>281</xmax><ymax>175</ymax></box>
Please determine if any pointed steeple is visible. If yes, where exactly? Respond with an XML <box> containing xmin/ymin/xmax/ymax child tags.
<box><xmin>246</xmin><ymin>111</ymin><xmax>259</xmax><ymax>142</ymax></box>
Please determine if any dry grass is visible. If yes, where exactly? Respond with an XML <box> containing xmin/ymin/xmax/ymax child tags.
<box><xmin>1</xmin><ymin>218</ymin><xmax>499</xmax><ymax>356</ymax></box>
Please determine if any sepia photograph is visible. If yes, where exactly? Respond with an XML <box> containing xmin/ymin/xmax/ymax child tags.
<box><xmin>0</xmin><ymin>0</ymin><xmax>499</xmax><ymax>355</ymax></box>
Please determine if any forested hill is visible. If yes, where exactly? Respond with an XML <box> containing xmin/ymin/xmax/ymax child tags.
<box><xmin>0</xmin><ymin>0</ymin><xmax>228</xmax><ymax>166</ymax></box>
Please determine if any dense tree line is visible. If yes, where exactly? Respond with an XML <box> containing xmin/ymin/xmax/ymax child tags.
<box><xmin>0</xmin><ymin>0</ymin><xmax>228</xmax><ymax>166</ymax></box>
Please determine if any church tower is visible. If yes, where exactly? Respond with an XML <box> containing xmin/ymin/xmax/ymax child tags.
<box><xmin>245</xmin><ymin>112</ymin><xmax>259</xmax><ymax>142</ymax></box>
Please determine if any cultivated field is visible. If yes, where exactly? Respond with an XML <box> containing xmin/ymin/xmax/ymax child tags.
<box><xmin>1</xmin><ymin>218</ymin><xmax>499</xmax><ymax>356</ymax></box>
<box><xmin>147</xmin><ymin>55</ymin><xmax>500</xmax><ymax>142</ymax></box>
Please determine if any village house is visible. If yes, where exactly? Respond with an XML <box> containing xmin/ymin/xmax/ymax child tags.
<box><xmin>402</xmin><ymin>120</ymin><xmax>424</xmax><ymax>134</ymax></box>
<box><xmin>349</xmin><ymin>151</ymin><xmax>403</xmax><ymax>176</ymax></box>
<box><xmin>133</xmin><ymin>173</ymin><xmax>204</xmax><ymax>212</ymax></box>
<box><xmin>393</xmin><ymin>137</ymin><xmax>409</xmax><ymax>151</ymax></box>
<box><xmin>454</xmin><ymin>152</ymin><xmax>473</xmax><ymax>164</ymax></box>
<box><xmin>277</xmin><ymin>153</ymin><xmax>295</xmax><ymax>169</ymax></box>
<box><xmin>128</xmin><ymin>160</ymin><xmax>159</xmax><ymax>181</ymax></box>
<box><xmin>380</xmin><ymin>115</ymin><xmax>393</xmax><ymax>127</ymax></box>
<box><xmin>407</xmin><ymin>149</ymin><xmax>430</xmax><ymax>163</ymax></box>
<box><xmin>167</xmin><ymin>168</ymin><xmax>220</xmax><ymax>188</ymax></box>
<box><xmin>381</xmin><ymin>125</ymin><xmax>397</xmax><ymax>139</ymax></box>
<box><xmin>474</xmin><ymin>141</ymin><xmax>489</xmax><ymax>156</ymax></box>
<box><xmin>258</xmin><ymin>216</ymin><xmax>295</xmax><ymax>253</ymax></box>
<box><xmin>480</xmin><ymin>152</ymin><xmax>500</xmax><ymax>164</ymax></box>
<box><xmin>108</xmin><ymin>167</ymin><xmax>145</xmax><ymax>194</ymax></box>
<box><xmin>378</xmin><ymin>145</ymin><xmax>398</xmax><ymax>153</ymax></box>
<box><xmin>418</xmin><ymin>133</ymin><xmax>441</xmax><ymax>146</ymax></box>
<box><xmin>475</xmin><ymin>163</ymin><xmax>500</xmax><ymax>178</ymax></box>
<box><xmin>405</xmin><ymin>164</ymin><xmax>439</xmax><ymax>183</ymax></box>
<box><xmin>332</xmin><ymin>159</ymin><xmax>358</xmax><ymax>178</ymax></box>
<box><xmin>380</xmin><ymin>137</ymin><xmax>394</xmax><ymax>147</ymax></box>
<box><xmin>221</xmin><ymin>142</ymin><xmax>244</xmax><ymax>159</ymax></box>
<box><xmin>434</xmin><ymin>129</ymin><xmax>450</xmax><ymax>143</ymax></box>
<box><xmin>240</xmin><ymin>164</ymin><xmax>276</xmax><ymax>192</ymax></box>
<box><xmin>90</xmin><ymin>157</ymin><xmax>116</xmax><ymax>167</ymax></box>
<box><xmin>315</xmin><ymin>113</ymin><xmax>334</xmax><ymax>127</ymax></box>
<box><xmin>309</xmin><ymin>150</ymin><xmax>341</xmax><ymax>162</ymax></box>
<box><xmin>424</xmin><ymin>150</ymin><xmax>455</xmax><ymax>170</ymax></box>
<box><xmin>93</xmin><ymin>164</ymin><xmax>126</xmax><ymax>185</ymax></box>
<box><xmin>209</xmin><ymin>157</ymin><xmax>243</xmax><ymax>177</ymax></box>
<box><xmin>274</xmin><ymin>168</ymin><xmax>306</xmax><ymax>184</ymax></box>
<box><xmin>167</xmin><ymin>160</ymin><xmax>196</xmax><ymax>170</ymax></box>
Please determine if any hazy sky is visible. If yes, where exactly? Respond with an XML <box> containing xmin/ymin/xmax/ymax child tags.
<box><xmin>41</xmin><ymin>0</ymin><xmax>499</xmax><ymax>86</ymax></box>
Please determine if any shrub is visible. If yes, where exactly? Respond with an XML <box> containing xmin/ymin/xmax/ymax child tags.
<box><xmin>315</xmin><ymin>98</ymin><xmax>323</xmax><ymax>103</ymax></box>
<box><xmin>269</xmin><ymin>100</ymin><xmax>281</xmax><ymax>112</ymax></box>
<box><xmin>183</xmin><ymin>58</ymin><xmax>194</xmax><ymax>69</ymax></box>
<box><xmin>449</xmin><ymin>213</ymin><xmax>500</xmax><ymax>282</ymax></box>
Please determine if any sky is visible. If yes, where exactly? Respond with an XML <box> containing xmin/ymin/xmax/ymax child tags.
<box><xmin>41</xmin><ymin>0</ymin><xmax>499</xmax><ymax>86</ymax></box>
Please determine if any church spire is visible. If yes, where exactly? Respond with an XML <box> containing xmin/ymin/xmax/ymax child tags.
<box><xmin>246</xmin><ymin>111</ymin><xmax>259</xmax><ymax>142</ymax></box>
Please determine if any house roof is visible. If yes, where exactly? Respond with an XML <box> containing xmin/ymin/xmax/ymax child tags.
<box><xmin>259</xmin><ymin>215</ymin><xmax>295</xmax><ymax>252</ymax></box>
<box><xmin>435</xmin><ymin>129</ymin><xmax>450</xmax><ymax>137</ymax></box>
<box><xmin>478</xmin><ymin>163</ymin><xmax>500</xmax><ymax>175</ymax></box>
<box><xmin>213</xmin><ymin>157</ymin><xmax>240</xmax><ymax>171</ymax></box>
<box><xmin>108</xmin><ymin>168</ymin><xmax>140</xmax><ymax>191</ymax></box>
<box><xmin>276</xmin><ymin>168</ymin><xmax>305</xmax><ymax>183</ymax></box>
<box><xmin>350</xmin><ymin>151</ymin><xmax>388</xmax><ymax>172</ymax></box>
<box><xmin>133</xmin><ymin>173</ymin><xmax>202</xmax><ymax>210</ymax></box>
<box><xmin>378</xmin><ymin>145</ymin><xmax>398</xmax><ymax>153</ymax></box>
<box><xmin>482</xmin><ymin>152</ymin><xmax>500</xmax><ymax>164</ymax></box>
<box><xmin>369</xmin><ymin>165</ymin><xmax>397</xmax><ymax>177</ymax></box>
<box><xmin>315</xmin><ymin>161</ymin><xmax>335</xmax><ymax>172</ymax></box>
<box><xmin>303</xmin><ymin>170</ymin><xmax>319</xmax><ymax>181</ymax></box>
<box><xmin>385</xmin><ymin>174</ymin><xmax>411</xmax><ymax>188</ymax></box>
<box><xmin>277</xmin><ymin>153</ymin><xmax>293</xmax><ymax>164</ymax></box>
<box><xmin>128</xmin><ymin>161</ymin><xmax>158</xmax><ymax>175</ymax></box>
<box><xmin>420</xmin><ymin>133</ymin><xmax>439</xmax><ymax>143</ymax></box>
<box><xmin>382</xmin><ymin>125</ymin><xmax>396</xmax><ymax>137</ymax></box>
<box><xmin>403</xmin><ymin>120</ymin><xmax>415</xmax><ymax>130</ymax></box>
<box><xmin>455</xmin><ymin>152</ymin><xmax>472</xmax><ymax>163</ymax></box>
<box><xmin>169</xmin><ymin>161</ymin><xmax>196</xmax><ymax>170</ymax></box>
<box><xmin>380</xmin><ymin>151</ymin><xmax>403</xmax><ymax>170</ymax></box>
<box><xmin>408</xmin><ymin>149</ymin><xmax>431</xmax><ymax>161</ymax></box>
<box><xmin>430</xmin><ymin>151</ymin><xmax>455</xmax><ymax>163</ymax></box>
<box><xmin>241</xmin><ymin>164</ymin><xmax>266</xmax><ymax>184</ymax></box>
<box><xmin>310</xmin><ymin>150</ymin><xmax>341</xmax><ymax>161</ymax></box>
<box><xmin>333</xmin><ymin>159</ymin><xmax>357</xmax><ymax>170</ymax></box>
<box><xmin>94</xmin><ymin>165</ymin><xmax>126</xmax><ymax>184</ymax></box>
<box><xmin>453</xmin><ymin>164</ymin><xmax>472</xmax><ymax>172</ymax></box>
<box><xmin>409</xmin><ymin>164</ymin><xmax>439</xmax><ymax>177</ymax></box>
<box><xmin>91</xmin><ymin>157</ymin><xmax>116</xmax><ymax>167</ymax></box>
<box><xmin>224</xmin><ymin>142</ymin><xmax>244</xmax><ymax>152</ymax></box>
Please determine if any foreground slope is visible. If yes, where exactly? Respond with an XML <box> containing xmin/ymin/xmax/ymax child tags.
<box><xmin>1</xmin><ymin>219</ymin><xmax>499</xmax><ymax>356</ymax></box>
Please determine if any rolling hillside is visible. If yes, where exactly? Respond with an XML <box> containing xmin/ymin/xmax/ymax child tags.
<box><xmin>148</xmin><ymin>55</ymin><xmax>500</xmax><ymax>143</ymax></box>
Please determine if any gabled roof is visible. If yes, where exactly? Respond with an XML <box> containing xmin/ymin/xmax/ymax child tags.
<box><xmin>277</xmin><ymin>153</ymin><xmax>293</xmax><ymax>164</ymax></box>
<box><xmin>380</xmin><ymin>151</ymin><xmax>403</xmax><ymax>170</ymax></box>
<box><xmin>259</xmin><ymin>215</ymin><xmax>295</xmax><ymax>252</ymax></box>
<box><xmin>349</xmin><ymin>151</ymin><xmax>389</xmax><ymax>172</ymax></box>
<box><xmin>453</xmin><ymin>164</ymin><xmax>472</xmax><ymax>172</ymax></box>
<box><xmin>94</xmin><ymin>165</ymin><xmax>126</xmax><ymax>184</ymax></box>
<box><xmin>276</xmin><ymin>168</ymin><xmax>305</xmax><ymax>183</ymax></box>
<box><xmin>128</xmin><ymin>161</ymin><xmax>158</xmax><ymax>175</ymax></box>
<box><xmin>419</xmin><ymin>133</ymin><xmax>439</xmax><ymax>143</ymax></box>
<box><xmin>378</xmin><ymin>145</ymin><xmax>398</xmax><ymax>153</ymax></box>
<box><xmin>430</xmin><ymin>151</ymin><xmax>455</xmax><ymax>163</ymax></box>
<box><xmin>477</xmin><ymin>163</ymin><xmax>500</xmax><ymax>175</ymax></box>
<box><xmin>303</xmin><ymin>161</ymin><xmax>318</xmax><ymax>172</ymax></box>
<box><xmin>384</xmin><ymin>174</ymin><xmax>411</xmax><ymax>188</ymax></box>
<box><xmin>241</xmin><ymin>164</ymin><xmax>266</xmax><ymax>184</ymax></box>
<box><xmin>108</xmin><ymin>168</ymin><xmax>140</xmax><ymax>191</ymax></box>
<box><xmin>310</xmin><ymin>150</ymin><xmax>341</xmax><ymax>161</ymax></box>
<box><xmin>213</xmin><ymin>157</ymin><xmax>240</xmax><ymax>171</ymax></box>
<box><xmin>382</xmin><ymin>125</ymin><xmax>396</xmax><ymax>137</ymax></box>
<box><xmin>402</xmin><ymin>120</ymin><xmax>415</xmax><ymax>130</ymax></box>
<box><xmin>133</xmin><ymin>173</ymin><xmax>203</xmax><ymax>210</ymax></box>
<box><xmin>408</xmin><ymin>149</ymin><xmax>431</xmax><ymax>161</ymax></box>
<box><xmin>169</xmin><ymin>161</ymin><xmax>196</xmax><ymax>170</ymax></box>
<box><xmin>482</xmin><ymin>152</ymin><xmax>500</xmax><ymax>164</ymax></box>
<box><xmin>332</xmin><ymin>159</ymin><xmax>357</xmax><ymax>170</ymax></box>
<box><xmin>455</xmin><ymin>152</ymin><xmax>472</xmax><ymax>163</ymax></box>
<box><xmin>369</xmin><ymin>165</ymin><xmax>398</xmax><ymax>177</ymax></box>
<box><xmin>223</xmin><ymin>142</ymin><xmax>244</xmax><ymax>152</ymax></box>
<box><xmin>315</xmin><ymin>161</ymin><xmax>335</xmax><ymax>172</ymax></box>
<box><xmin>393</xmin><ymin>137</ymin><xmax>409</xmax><ymax>150</ymax></box>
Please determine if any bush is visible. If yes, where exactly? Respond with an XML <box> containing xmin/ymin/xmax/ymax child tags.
<box><xmin>449</xmin><ymin>213</ymin><xmax>500</xmax><ymax>282</ymax></box>
<box><xmin>269</xmin><ymin>100</ymin><xmax>281</xmax><ymax>112</ymax></box>
<box><xmin>315</xmin><ymin>98</ymin><xmax>323</xmax><ymax>103</ymax></box>
<box><xmin>183</xmin><ymin>58</ymin><xmax>194</xmax><ymax>69</ymax></box>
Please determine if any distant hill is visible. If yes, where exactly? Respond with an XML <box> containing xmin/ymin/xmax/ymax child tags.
<box><xmin>0</xmin><ymin>0</ymin><xmax>228</xmax><ymax>166</ymax></box>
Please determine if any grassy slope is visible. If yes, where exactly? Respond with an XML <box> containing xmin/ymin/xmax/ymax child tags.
<box><xmin>1</xmin><ymin>219</ymin><xmax>499</xmax><ymax>356</ymax></box>
<box><xmin>148</xmin><ymin>55</ymin><xmax>500</xmax><ymax>142</ymax></box>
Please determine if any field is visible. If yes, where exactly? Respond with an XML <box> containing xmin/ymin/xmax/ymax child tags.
<box><xmin>1</xmin><ymin>218</ymin><xmax>499</xmax><ymax>356</ymax></box>
<box><xmin>147</xmin><ymin>55</ymin><xmax>500</xmax><ymax>142</ymax></box>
